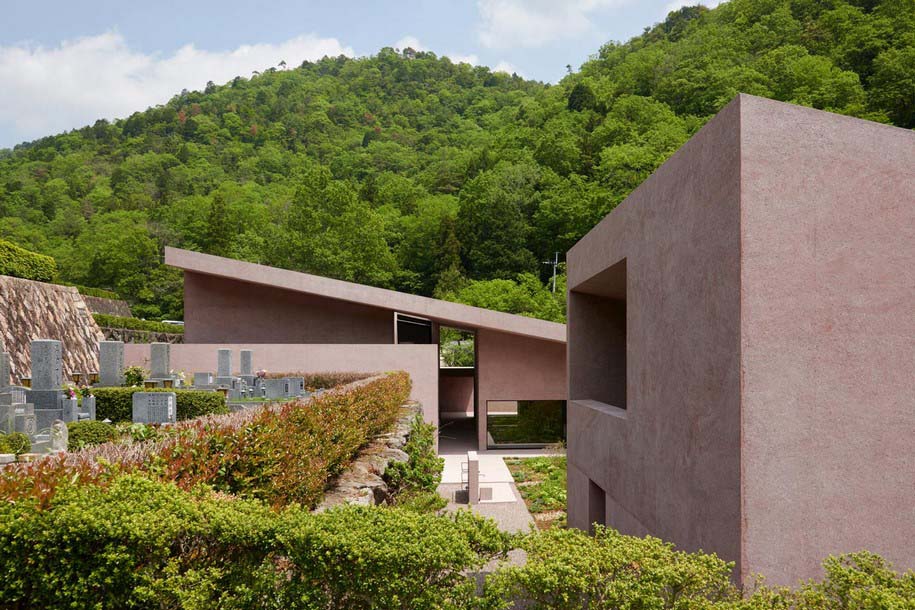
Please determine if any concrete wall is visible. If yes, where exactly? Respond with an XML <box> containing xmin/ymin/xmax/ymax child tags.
<box><xmin>737</xmin><ymin>96</ymin><xmax>915</xmax><ymax>584</ymax></box>
<box><xmin>439</xmin><ymin>368</ymin><xmax>474</xmax><ymax>417</ymax></box>
<box><xmin>476</xmin><ymin>329</ymin><xmax>567</xmax><ymax>449</ymax></box>
<box><xmin>566</xmin><ymin>94</ymin><xmax>915</xmax><ymax>586</ymax></box>
<box><xmin>566</xmin><ymin>97</ymin><xmax>743</xmax><ymax>572</ymax></box>
<box><xmin>124</xmin><ymin>343</ymin><xmax>439</xmax><ymax>426</ymax></box>
<box><xmin>183</xmin><ymin>272</ymin><xmax>394</xmax><ymax>344</ymax></box>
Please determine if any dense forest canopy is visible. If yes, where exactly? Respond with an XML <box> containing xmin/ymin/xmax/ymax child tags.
<box><xmin>1</xmin><ymin>0</ymin><xmax>912</xmax><ymax>322</ymax></box>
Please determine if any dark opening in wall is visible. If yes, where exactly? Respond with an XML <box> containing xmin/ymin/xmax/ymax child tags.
<box><xmin>588</xmin><ymin>479</ymin><xmax>607</xmax><ymax>533</ymax></box>
<box><xmin>568</xmin><ymin>258</ymin><xmax>627</xmax><ymax>409</ymax></box>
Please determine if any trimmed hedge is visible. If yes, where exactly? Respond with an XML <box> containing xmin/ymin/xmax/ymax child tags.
<box><xmin>92</xmin><ymin>313</ymin><xmax>184</xmax><ymax>334</ymax></box>
<box><xmin>92</xmin><ymin>387</ymin><xmax>228</xmax><ymax>422</ymax></box>
<box><xmin>73</xmin><ymin>284</ymin><xmax>120</xmax><ymax>299</ymax></box>
<box><xmin>0</xmin><ymin>476</ymin><xmax>508</xmax><ymax>609</ymax></box>
<box><xmin>66</xmin><ymin>420</ymin><xmax>117</xmax><ymax>451</ymax></box>
<box><xmin>262</xmin><ymin>371</ymin><xmax>371</xmax><ymax>388</ymax></box>
<box><xmin>0</xmin><ymin>239</ymin><xmax>56</xmax><ymax>282</ymax></box>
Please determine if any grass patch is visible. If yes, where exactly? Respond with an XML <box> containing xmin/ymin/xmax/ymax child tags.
<box><xmin>505</xmin><ymin>455</ymin><xmax>567</xmax><ymax>529</ymax></box>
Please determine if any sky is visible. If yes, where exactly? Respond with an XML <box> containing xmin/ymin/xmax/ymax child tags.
<box><xmin>0</xmin><ymin>0</ymin><xmax>724</xmax><ymax>149</ymax></box>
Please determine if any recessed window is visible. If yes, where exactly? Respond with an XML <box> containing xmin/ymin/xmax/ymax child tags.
<box><xmin>486</xmin><ymin>399</ymin><xmax>566</xmax><ymax>448</ymax></box>
<box><xmin>569</xmin><ymin>258</ymin><xmax>627</xmax><ymax>409</ymax></box>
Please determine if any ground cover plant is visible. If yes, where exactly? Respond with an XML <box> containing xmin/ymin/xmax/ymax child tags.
<box><xmin>261</xmin><ymin>371</ymin><xmax>372</xmax><ymax>389</ymax></box>
<box><xmin>506</xmin><ymin>455</ymin><xmax>567</xmax><ymax>529</ymax></box>
<box><xmin>0</xmin><ymin>239</ymin><xmax>56</xmax><ymax>282</ymax></box>
<box><xmin>384</xmin><ymin>414</ymin><xmax>447</xmax><ymax>513</ymax></box>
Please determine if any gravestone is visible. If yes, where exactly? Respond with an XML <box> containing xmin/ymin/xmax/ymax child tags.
<box><xmin>132</xmin><ymin>392</ymin><xmax>177</xmax><ymax>424</ymax></box>
<box><xmin>99</xmin><ymin>341</ymin><xmax>125</xmax><ymax>386</ymax></box>
<box><xmin>262</xmin><ymin>379</ymin><xmax>287</xmax><ymax>399</ymax></box>
<box><xmin>50</xmin><ymin>420</ymin><xmax>68</xmax><ymax>452</ymax></box>
<box><xmin>285</xmin><ymin>377</ymin><xmax>306</xmax><ymax>396</ymax></box>
<box><xmin>31</xmin><ymin>340</ymin><xmax>62</xmax><ymax>389</ymax></box>
<box><xmin>217</xmin><ymin>349</ymin><xmax>232</xmax><ymax>378</ymax></box>
<box><xmin>80</xmin><ymin>395</ymin><xmax>96</xmax><ymax>421</ymax></box>
<box><xmin>27</xmin><ymin>340</ymin><xmax>65</xmax><ymax>431</ymax></box>
<box><xmin>62</xmin><ymin>396</ymin><xmax>79</xmax><ymax>423</ymax></box>
<box><xmin>0</xmin><ymin>350</ymin><xmax>10</xmax><ymax>389</ymax></box>
<box><xmin>193</xmin><ymin>372</ymin><xmax>213</xmax><ymax>387</ymax></box>
<box><xmin>15</xmin><ymin>405</ymin><xmax>36</xmax><ymax>436</ymax></box>
<box><xmin>240</xmin><ymin>350</ymin><xmax>253</xmax><ymax>376</ymax></box>
<box><xmin>150</xmin><ymin>343</ymin><xmax>170</xmax><ymax>379</ymax></box>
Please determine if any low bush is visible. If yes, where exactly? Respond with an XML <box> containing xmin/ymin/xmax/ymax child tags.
<box><xmin>92</xmin><ymin>313</ymin><xmax>184</xmax><ymax>334</ymax></box>
<box><xmin>92</xmin><ymin>387</ymin><xmax>228</xmax><ymax>422</ymax></box>
<box><xmin>0</xmin><ymin>239</ymin><xmax>56</xmax><ymax>282</ymax></box>
<box><xmin>385</xmin><ymin>414</ymin><xmax>444</xmax><ymax>501</ymax></box>
<box><xmin>277</xmin><ymin>505</ymin><xmax>510</xmax><ymax>609</ymax></box>
<box><xmin>122</xmin><ymin>365</ymin><xmax>147</xmax><ymax>387</ymax></box>
<box><xmin>0</xmin><ymin>474</ymin><xmax>508</xmax><ymax>609</ymax></box>
<box><xmin>55</xmin><ymin>282</ymin><xmax>121</xmax><ymax>299</ymax></box>
<box><xmin>67</xmin><ymin>420</ymin><xmax>117</xmax><ymax>450</ymax></box>
<box><xmin>482</xmin><ymin>525</ymin><xmax>737</xmax><ymax>609</ymax></box>
<box><xmin>0</xmin><ymin>432</ymin><xmax>30</xmax><ymax>455</ymax></box>
<box><xmin>262</xmin><ymin>371</ymin><xmax>372</xmax><ymax>388</ymax></box>
<box><xmin>0</xmin><ymin>373</ymin><xmax>410</xmax><ymax>509</ymax></box>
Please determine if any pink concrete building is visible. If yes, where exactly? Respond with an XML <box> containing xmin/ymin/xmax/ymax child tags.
<box><xmin>566</xmin><ymin>95</ymin><xmax>914</xmax><ymax>585</ymax></box>
<box><xmin>164</xmin><ymin>247</ymin><xmax>567</xmax><ymax>451</ymax></box>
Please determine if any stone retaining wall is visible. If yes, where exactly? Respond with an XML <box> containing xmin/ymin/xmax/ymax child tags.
<box><xmin>99</xmin><ymin>327</ymin><xmax>184</xmax><ymax>344</ymax></box>
<box><xmin>316</xmin><ymin>402</ymin><xmax>421</xmax><ymax>510</ymax></box>
<box><xmin>81</xmin><ymin>295</ymin><xmax>132</xmax><ymax>317</ymax></box>
<box><xmin>0</xmin><ymin>275</ymin><xmax>103</xmax><ymax>383</ymax></box>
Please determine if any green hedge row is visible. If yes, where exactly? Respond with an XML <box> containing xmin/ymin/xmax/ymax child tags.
<box><xmin>92</xmin><ymin>313</ymin><xmax>184</xmax><ymax>334</ymax></box>
<box><xmin>69</xmin><ymin>284</ymin><xmax>121</xmax><ymax>299</ymax></box>
<box><xmin>0</xmin><ymin>475</ymin><xmax>909</xmax><ymax>609</ymax></box>
<box><xmin>0</xmin><ymin>239</ymin><xmax>56</xmax><ymax>282</ymax></box>
<box><xmin>92</xmin><ymin>387</ymin><xmax>228</xmax><ymax>422</ymax></box>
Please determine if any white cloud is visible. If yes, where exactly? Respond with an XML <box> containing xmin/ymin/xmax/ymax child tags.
<box><xmin>663</xmin><ymin>0</ymin><xmax>725</xmax><ymax>15</ymax></box>
<box><xmin>492</xmin><ymin>61</ymin><xmax>522</xmax><ymax>76</ymax></box>
<box><xmin>476</xmin><ymin>0</ymin><xmax>629</xmax><ymax>49</ymax></box>
<box><xmin>0</xmin><ymin>31</ymin><xmax>353</xmax><ymax>147</ymax></box>
<box><xmin>446</xmin><ymin>53</ymin><xmax>480</xmax><ymax>66</ymax></box>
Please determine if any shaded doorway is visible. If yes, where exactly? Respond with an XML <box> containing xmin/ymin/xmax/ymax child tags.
<box><xmin>438</xmin><ymin>326</ymin><xmax>477</xmax><ymax>450</ymax></box>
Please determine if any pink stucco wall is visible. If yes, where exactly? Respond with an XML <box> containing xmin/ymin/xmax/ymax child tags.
<box><xmin>566</xmin><ymin>94</ymin><xmax>915</xmax><ymax>586</ymax></box>
<box><xmin>439</xmin><ymin>369</ymin><xmax>474</xmax><ymax>417</ymax></box>
<box><xmin>124</xmin><ymin>343</ymin><xmax>439</xmax><ymax>427</ymax></box>
<box><xmin>737</xmin><ymin>96</ymin><xmax>915</xmax><ymax>584</ymax></box>
<box><xmin>183</xmin><ymin>272</ymin><xmax>394</xmax><ymax>344</ymax></box>
<box><xmin>476</xmin><ymin>328</ymin><xmax>568</xmax><ymax>449</ymax></box>
<box><xmin>567</xmin><ymin>96</ymin><xmax>743</xmax><ymax>571</ymax></box>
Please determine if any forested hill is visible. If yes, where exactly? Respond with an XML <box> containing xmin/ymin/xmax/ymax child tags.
<box><xmin>1</xmin><ymin>0</ymin><xmax>912</xmax><ymax>322</ymax></box>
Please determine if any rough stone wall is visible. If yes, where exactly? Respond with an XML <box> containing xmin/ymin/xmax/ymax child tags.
<box><xmin>98</xmin><ymin>327</ymin><xmax>184</xmax><ymax>344</ymax></box>
<box><xmin>0</xmin><ymin>275</ymin><xmax>103</xmax><ymax>383</ymax></box>
<box><xmin>315</xmin><ymin>402</ymin><xmax>420</xmax><ymax>510</ymax></box>
<box><xmin>81</xmin><ymin>295</ymin><xmax>132</xmax><ymax>317</ymax></box>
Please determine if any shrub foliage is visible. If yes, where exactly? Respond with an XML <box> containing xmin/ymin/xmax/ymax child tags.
<box><xmin>92</xmin><ymin>386</ymin><xmax>228</xmax><ymax>422</ymax></box>
<box><xmin>0</xmin><ymin>239</ymin><xmax>57</xmax><ymax>282</ymax></box>
<box><xmin>66</xmin><ymin>420</ymin><xmax>117</xmax><ymax>450</ymax></box>
<box><xmin>92</xmin><ymin>313</ymin><xmax>184</xmax><ymax>334</ymax></box>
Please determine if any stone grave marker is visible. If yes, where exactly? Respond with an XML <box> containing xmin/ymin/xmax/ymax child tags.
<box><xmin>150</xmin><ymin>343</ymin><xmax>171</xmax><ymax>379</ymax></box>
<box><xmin>99</xmin><ymin>341</ymin><xmax>125</xmax><ymax>386</ymax></box>
<box><xmin>50</xmin><ymin>420</ymin><xmax>68</xmax><ymax>452</ymax></box>
<box><xmin>194</xmin><ymin>372</ymin><xmax>213</xmax><ymax>387</ymax></box>
<box><xmin>132</xmin><ymin>392</ymin><xmax>177</xmax><ymax>424</ymax></box>
<box><xmin>27</xmin><ymin>339</ymin><xmax>65</xmax><ymax>430</ymax></box>
<box><xmin>240</xmin><ymin>350</ymin><xmax>253</xmax><ymax>376</ymax></box>
<box><xmin>0</xmin><ymin>350</ymin><xmax>10</xmax><ymax>389</ymax></box>
<box><xmin>217</xmin><ymin>349</ymin><xmax>232</xmax><ymax>378</ymax></box>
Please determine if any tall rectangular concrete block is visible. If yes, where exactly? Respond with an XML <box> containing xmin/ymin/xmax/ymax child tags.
<box><xmin>99</xmin><ymin>341</ymin><xmax>125</xmax><ymax>387</ymax></box>
<box><xmin>30</xmin><ymin>339</ymin><xmax>62</xmax><ymax>390</ymax></box>
<box><xmin>217</xmin><ymin>349</ymin><xmax>231</xmax><ymax>377</ymax></box>
<box><xmin>150</xmin><ymin>343</ymin><xmax>170</xmax><ymax>379</ymax></box>
<box><xmin>240</xmin><ymin>349</ymin><xmax>253</xmax><ymax>375</ymax></box>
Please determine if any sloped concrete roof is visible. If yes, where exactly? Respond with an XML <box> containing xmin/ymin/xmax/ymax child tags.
<box><xmin>165</xmin><ymin>247</ymin><xmax>566</xmax><ymax>343</ymax></box>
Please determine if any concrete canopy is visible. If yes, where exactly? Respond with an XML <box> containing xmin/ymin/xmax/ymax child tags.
<box><xmin>165</xmin><ymin>247</ymin><xmax>565</xmax><ymax>343</ymax></box>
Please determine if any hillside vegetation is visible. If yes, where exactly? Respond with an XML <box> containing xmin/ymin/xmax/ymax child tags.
<box><xmin>0</xmin><ymin>0</ymin><xmax>912</xmax><ymax>321</ymax></box>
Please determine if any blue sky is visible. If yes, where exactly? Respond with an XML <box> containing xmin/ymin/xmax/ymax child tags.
<box><xmin>0</xmin><ymin>0</ymin><xmax>722</xmax><ymax>148</ymax></box>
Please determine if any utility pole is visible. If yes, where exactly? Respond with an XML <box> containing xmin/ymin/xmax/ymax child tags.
<box><xmin>543</xmin><ymin>252</ymin><xmax>560</xmax><ymax>293</ymax></box>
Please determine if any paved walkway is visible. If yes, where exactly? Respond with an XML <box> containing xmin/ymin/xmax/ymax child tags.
<box><xmin>437</xmin><ymin>417</ymin><xmax>551</xmax><ymax>533</ymax></box>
